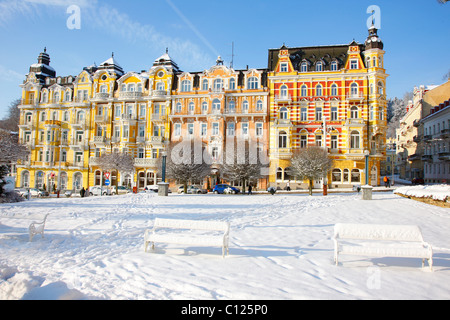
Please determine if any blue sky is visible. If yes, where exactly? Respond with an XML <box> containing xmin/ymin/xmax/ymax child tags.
<box><xmin>0</xmin><ymin>0</ymin><xmax>449</xmax><ymax>117</ymax></box>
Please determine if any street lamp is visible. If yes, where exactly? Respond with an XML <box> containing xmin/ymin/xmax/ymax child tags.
<box><xmin>364</xmin><ymin>149</ymin><xmax>370</xmax><ymax>185</ymax></box>
<box><xmin>158</xmin><ymin>150</ymin><xmax>169</xmax><ymax>197</ymax></box>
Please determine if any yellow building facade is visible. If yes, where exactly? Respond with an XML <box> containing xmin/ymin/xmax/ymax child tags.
<box><xmin>267</xmin><ymin>26</ymin><xmax>388</xmax><ymax>189</ymax></box>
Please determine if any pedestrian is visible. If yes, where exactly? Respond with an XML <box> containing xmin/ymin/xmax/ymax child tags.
<box><xmin>286</xmin><ymin>180</ymin><xmax>291</xmax><ymax>192</ymax></box>
<box><xmin>383</xmin><ymin>176</ymin><xmax>388</xmax><ymax>188</ymax></box>
<box><xmin>248</xmin><ymin>184</ymin><xmax>252</xmax><ymax>195</ymax></box>
<box><xmin>80</xmin><ymin>187</ymin><xmax>85</xmax><ymax>198</ymax></box>
<box><xmin>386</xmin><ymin>177</ymin><xmax>391</xmax><ymax>188</ymax></box>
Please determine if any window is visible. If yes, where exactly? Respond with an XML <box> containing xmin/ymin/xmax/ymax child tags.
<box><xmin>279</xmin><ymin>107</ymin><xmax>288</xmax><ymax>120</ymax></box>
<box><xmin>316</xmin><ymin>84</ymin><xmax>322</xmax><ymax>96</ymax></box>
<box><xmin>331</xmin><ymin>107</ymin><xmax>338</xmax><ymax>121</ymax></box>
<box><xmin>256</xmin><ymin>100</ymin><xmax>263</xmax><ymax>111</ymax></box>
<box><xmin>378</xmin><ymin>81</ymin><xmax>384</xmax><ymax>95</ymax></box>
<box><xmin>212</xmin><ymin>99</ymin><xmax>221</xmax><ymax>113</ymax></box>
<box><xmin>300</xmin><ymin>135</ymin><xmax>307</xmax><ymax>148</ymax></box>
<box><xmin>127</xmin><ymin>83</ymin><xmax>135</xmax><ymax>92</ymax></box>
<box><xmin>350</xmin><ymin>59</ymin><xmax>358</xmax><ymax>69</ymax></box>
<box><xmin>213</xmin><ymin>79</ymin><xmax>223</xmax><ymax>91</ymax></box>
<box><xmin>301</xmin><ymin>107</ymin><xmax>307</xmax><ymax>121</ymax></box>
<box><xmin>242</xmin><ymin>100</ymin><xmax>249</xmax><ymax>113</ymax></box>
<box><xmin>137</xmin><ymin>83</ymin><xmax>143</xmax><ymax>92</ymax></box>
<box><xmin>242</xmin><ymin>123</ymin><xmax>249</xmax><ymax>136</ymax></box>
<box><xmin>212</xmin><ymin>122</ymin><xmax>219</xmax><ymax>136</ymax></box>
<box><xmin>140</xmin><ymin>104</ymin><xmax>146</xmax><ymax>117</ymax></box>
<box><xmin>315</xmin><ymin>107</ymin><xmax>322</xmax><ymax>121</ymax></box>
<box><xmin>280</xmin><ymin>85</ymin><xmax>288</xmax><ymax>98</ymax></box>
<box><xmin>100</xmin><ymin>85</ymin><xmax>108</xmax><ymax>93</ymax></box>
<box><xmin>65</xmin><ymin>91</ymin><xmax>71</xmax><ymax>102</ymax></box>
<box><xmin>176</xmin><ymin>103</ymin><xmax>182</xmax><ymax>113</ymax></box>
<box><xmin>331</xmin><ymin>135</ymin><xmax>338</xmax><ymax>149</ymax></box>
<box><xmin>256</xmin><ymin>123</ymin><xmax>263</xmax><ymax>136</ymax></box>
<box><xmin>315</xmin><ymin>135</ymin><xmax>322</xmax><ymax>147</ymax></box>
<box><xmin>279</xmin><ymin>131</ymin><xmax>288</xmax><ymax>148</ymax></box>
<box><xmin>181</xmin><ymin>80</ymin><xmax>191</xmax><ymax>92</ymax></box>
<box><xmin>366</xmin><ymin>57</ymin><xmax>371</xmax><ymax>68</ymax></box>
<box><xmin>229</xmin><ymin>78</ymin><xmax>236</xmax><ymax>90</ymax></box>
<box><xmin>202</xmin><ymin>102</ymin><xmax>208</xmax><ymax>114</ymax></box>
<box><xmin>174</xmin><ymin>123</ymin><xmax>181</xmax><ymax>136</ymax></box>
<box><xmin>123</xmin><ymin>125</ymin><xmax>129</xmax><ymax>138</ymax></box>
<box><xmin>115</xmin><ymin>105</ymin><xmax>121</xmax><ymax>117</ymax></box>
<box><xmin>227</xmin><ymin>123</ymin><xmax>235</xmax><ymax>136</ymax></box>
<box><xmin>201</xmin><ymin>123</ymin><xmax>207</xmax><ymax>136</ymax></box>
<box><xmin>301</xmin><ymin>62</ymin><xmax>308</xmax><ymax>72</ymax></box>
<box><xmin>188</xmin><ymin>102</ymin><xmax>195</xmax><ymax>114</ymax></box>
<box><xmin>350</xmin><ymin>131</ymin><xmax>360</xmax><ymax>149</ymax></box>
<box><xmin>187</xmin><ymin>123</ymin><xmax>194</xmax><ymax>135</ymax></box>
<box><xmin>138</xmin><ymin>148</ymin><xmax>145</xmax><ymax>159</ymax></box>
<box><xmin>350</xmin><ymin>83</ymin><xmax>359</xmax><ymax>97</ymax></box>
<box><xmin>301</xmin><ymin>85</ymin><xmax>308</xmax><ymax>97</ymax></box>
<box><xmin>331</xmin><ymin>84</ymin><xmax>338</xmax><ymax>96</ymax></box>
<box><xmin>138</xmin><ymin>125</ymin><xmax>145</xmax><ymax>137</ymax></box>
<box><xmin>156</xmin><ymin>82</ymin><xmax>165</xmax><ymax>91</ymax></box>
<box><xmin>370</xmin><ymin>106</ymin><xmax>374</xmax><ymax>120</ymax></box>
<box><xmin>280</xmin><ymin>63</ymin><xmax>289</xmax><ymax>72</ymax></box>
<box><xmin>350</xmin><ymin>106</ymin><xmax>359</xmax><ymax>119</ymax></box>
<box><xmin>332</xmin><ymin>169</ymin><xmax>342</xmax><ymax>182</ymax></box>
<box><xmin>248</xmin><ymin>77</ymin><xmax>259</xmax><ymax>89</ymax></box>
<box><xmin>331</xmin><ymin>61</ymin><xmax>338</xmax><ymax>71</ymax></box>
<box><xmin>212</xmin><ymin>147</ymin><xmax>219</xmax><ymax>160</ymax></box>
<box><xmin>351</xmin><ymin>169</ymin><xmax>360</xmax><ymax>183</ymax></box>
<box><xmin>316</xmin><ymin>61</ymin><xmax>323</xmax><ymax>72</ymax></box>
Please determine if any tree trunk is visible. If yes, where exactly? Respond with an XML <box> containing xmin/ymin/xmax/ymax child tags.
<box><xmin>308</xmin><ymin>179</ymin><xmax>313</xmax><ymax>196</ymax></box>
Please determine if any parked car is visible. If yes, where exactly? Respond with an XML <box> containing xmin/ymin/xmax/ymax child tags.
<box><xmin>177</xmin><ymin>185</ymin><xmax>207</xmax><ymax>194</ymax></box>
<box><xmin>145</xmin><ymin>185</ymin><xmax>159</xmax><ymax>193</ymax></box>
<box><xmin>212</xmin><ymin>184</ymin><xmax>240</xmax><ymax>194</ymax></box>
<box><xmin>17</xmin><ymin>188</ymin><xmax>49</xmax><ymax>198</ymax></box>
<box><xmin>112</xmin><ymin>186</ymin><xmax>132</xmax><ymax>195</ymax></box>
<box><xmin>88</xmin><ymin>186</ymin><xmax>109</xmax><ymax>196</ymax></box>
<box><xmin>412</xmin><ymin>178</ymin><xmax>425</xmax><ymax>185</ymax></box>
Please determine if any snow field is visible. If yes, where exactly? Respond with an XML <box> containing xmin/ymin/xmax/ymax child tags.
<box><xmin>0</xmin><ymin>191</ymin><xmax>449</xmax><ymax>300</ymax></box>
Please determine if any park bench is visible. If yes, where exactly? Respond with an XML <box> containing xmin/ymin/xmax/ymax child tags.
<box><xmin>333</xmin><ymin>223</ymin><xmax>433</xmax><ymax>270</ymax></box>
<box><xmin>144</xmin><ymin>218</ymin><xmax>230</xmax><ymax>257</ymax></box>
<box><xmin>0</xmin><ymin>214</ymin><xmax>49</xmax><ymax>242</ymax></box>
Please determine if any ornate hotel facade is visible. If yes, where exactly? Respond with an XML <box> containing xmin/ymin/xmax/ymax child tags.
<box><xmin>16</xmin><ymin>26</ymin><xmax>387</xmax><ymax>192</ymax></box>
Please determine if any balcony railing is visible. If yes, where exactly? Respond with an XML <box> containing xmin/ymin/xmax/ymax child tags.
<box><xmin>134</xmin><ymin>158</ymin><xmax>158</xmax><ymax>168</ymax></box>
<box><xmin>274</xmin><ymin>95</ymin><xmax>292</xmax><ymax>103</ymax></box>
<box><xmin>119</xmin><ymin>92</ymin><xmax>143</xmax><ymax>100</ymax></box>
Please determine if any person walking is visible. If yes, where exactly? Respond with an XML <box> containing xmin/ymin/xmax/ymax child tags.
<box><xmin>286</xmin><ymin>180</ymin><xmax>291</xmax><ymax>192</ymax></box>
<box><xmin>383</xmin><ymin>176</ymin><xmax>388</xmax><ymax>188</ymax></box>
<box><xmin>80</xmin><ymin>187</ymin><xmax>85</xmax><ymax>198</ymax></box>
<box><xmin>248</xmin><ymin>184</ymin><xmax>253</xmax><ymax>195</ymax></box>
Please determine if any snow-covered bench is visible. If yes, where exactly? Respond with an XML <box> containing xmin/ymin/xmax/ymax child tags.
<box><xmin>333</xmin><ymin>223</ymin><xmax>433</xmax><ymax>270</ymax></box>
<box><xmin>0</xmin><ymin>214</ymin><xmax>49</xmax><ymax>242</ymax></box>
<box><xmin>144</xmin><ymin>218</ymin><xmax>230</xmax><ymax>257</ymax></box>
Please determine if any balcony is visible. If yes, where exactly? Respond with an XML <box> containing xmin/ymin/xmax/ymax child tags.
<box><xmin>440</xmin><ymin>129</ymin><xmax>450</xmax><ymax>139</ymax></box>
<box><xmin>421</xmin><ymin>154</ymin><xmax>432</xmax><ymax>162</ymax></box>
<box><xmin>150</xmin><ymin>90</ymin><xmax>168</xmax><ymax>101</ymax></box>
<box><xmin>274</xmin><ymin>95</ymin><xmax>292</xmax><ymax>103</ymax></box>
<box><xmin>44</xmin><ymin>120</ymin><xmax>62</xmax><ymax>128</ymax></box>
<box><xmin>70</xmin><ymin>119</ymin><xmax>86</xmax><ymax>128</ymax></box>
<box><xmin>413</xmin><ymin>136</ymin><xmax>421</xmax><ymax>143</ymax></box>
<box><xmin>18</xmin><ymin>120</ymin><xmax>34</xmax><ymax>130</ymax></box>
<box><xmin>407</xmin><ymin>154</ymin><xmax>421</xmax><ymax>161</ymax></box>
<box><xmin>134</xmin><ymin>158</ymin><xmax>158</xmax><ymax>168</ymax></box>
<box><xmin>94</xmin><ymin>115</ymin><xmax>109</xmax><ymax>124</ymax></box>
<box><xmin>92</xmin><ymin>136</ymin><xmax>110</xmax><ymax>146</ymax></box>
<box><xmin>150</xmin><ymin>114</ymin><xmax>168</xmax><ymax>122</ymax></box>
<box><xmin>119</xmin><ymin>92</ymin><xmax>143</xmax><ymax>101</ymax></box>
<box><xmin>70</xmin><ymin>139</ymin><xmax>88</xmax><ymax>150</ymax></box>
<box><xmin>150</xmin><ymin>136</ymin><xmax>164</xmax><ymax>145</ymax></box>
<box><xmin>121</xmin><ymin>114</ymin><xmax>137</xmax><ymax>124</ymax></box>
<box><xmin>346</xmin><ymin>92</ymin><xmax>365</xmax><ymax>101</ymax></box>
<box><xmin>71</xmin><ymin>97</ymin><xmax>90</xmax><ymax>106</ymax></box>
<box><xmin>438</xmin><ymin>151</ymin><xmax>450</xmax><ymax>161</ymax></box>
<box><xmin>20</xmin><ymin>98</ymin><xmax>38</xmax><ymax>106</ymax></box>
<box><xmin>423</xmin><ymin>135</ymin><xmax>432</xmax><ymax>142</ymax></box>
<box><xmin>93</xmin><ymin>92</ymin><xmax>111</xmax><ymax>101</ymax></box>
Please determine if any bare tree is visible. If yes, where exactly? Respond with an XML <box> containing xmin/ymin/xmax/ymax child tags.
<box><xmin>289</xmin><ymin>147</ymin><xmax>333</xmax><ymax>196</ymax></box>
<box><xmin>97</xmin><ymin>151</ymin><xmax>135</xmax><ymax>194</ymax></box>
<box><xmin>0</xmin><ymin>99</ymin><xmax>21</xmax><ymax>132</ymax></box>
<box><xmin>221</xmin><ymin>138</ymin><xmax>268</xmax><ymax>193</ymax></box>
<box><xmin>165</xmin><ymin>140</ymin><xmax>212</xmax><ymax>193</ymax></box>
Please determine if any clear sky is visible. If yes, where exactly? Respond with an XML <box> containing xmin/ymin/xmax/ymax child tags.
<box><xmin>0</xmin><ymin>0</ymin><xmax>449</xmax><ymax>117</ymax></box>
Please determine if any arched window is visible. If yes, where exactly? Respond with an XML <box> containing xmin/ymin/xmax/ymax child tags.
<box><xmin>372</xmin><ymin>57</ymin><xmax>377</xmax><ymax>67</ymax></box>
<box><xmin>343</xmin><ymin>169</ymin><xmax>349</xmax><ymax>182</ymax></box>
<box><xmin>279</xmin><ymin>107</ymin><xmax>288</xmax><ymax>120</ymax></box>
<box><xmin>228</xmin><ymin>100</ymin><xmax>236</xmax><ymax>113</ymax></box>
<box><xmin>127</xmin><ymin>83</ymin><xmax>135</xmax><ymax>92</ymax></box>
<box><xmin>378</xmin><ymin>81</ymin><xmax>384</xmax><ymax>95</ymax></box>
<box><xmin>53</xmin><ymin>91</ymin><xmax>60</xmax><ymax>103</ymax></box>
<box><xmin>248</xmin><ymin>77</ymin><xmax>259</xmax><ymax>90</ymax></box>
<box><xmin>350</xmin><ymin>83</ymin><xmax>359</xmax><ymax>97</ymax></box>
<box><xmin>100</xmin><ymin>85</ymin><xmax>108</xmax><ymax>93</ymax></box>
<box><xmin>284</xmin><ymin>167</ymin><xmax>292</xmax><ymax>181</ymax></box>
<box><xmin>256</xmin><ymin>100</ymin><xmax>263</xmax><ymax>111</ymax></box>
<box><xmin>121</xmin><ymin>84</ymin><xmax>126</xmax><ymax>92</ymax></box>
<box><xmin>41</xmin><ymin>91</ymin><xmax>48</xmax><ymax>103</ymax></box>
<box><xmin>350</xmin><ymin>106</ymin><xmax>359</xmax><ymax>119</ymax></box>
<box><xmin>137</xmin><ymin>83</ymin><xmax>143</xmax><ymax>92</ymax></box>
<box><xmin>181</xmin><ymin>80</ymin><xmax>191</xmax><ymax>92</ymax></box>
<box><xmin>21</xmin><ymin>171</ymin><xmax>30</xmax><ymax>188</ymax></box>
<box><xmin>175</xmin><ymin>103</ymin><xmax>182</xmax><ymax>113</ymax></box>
<box><xmin>65</xmin><ymin>90</ymin><xmax>71</xmax><ymax>101</ymax></box>
<box><xmin>301</xmin><ymin>85</ymin><xmax>308</xmax><ymax>97</ymax></box>
<box><xmin>202</xmin><ymin>102</ymin><xmax>208</xmax><ymax>114</ymax></box>
<box><xmin>366</xmin><ymin>57</ymin><xmax>371</xmax><ymax>68</ymax></box>
<box><xmin>332</xmin><ymin>169</ymin><xmax>342</xmax><ymax>182</ymax></box>
<box><xmin>202</xmin><ymin>79</ymin><xmax>209</xmax><ymax>91</ymax></box>
<box><xmin>316</xmin><ymin>84</ymin><xmax>323</xmax><ymax>96</ymax></box>
<box><xmin>212</xmin><ymin>99</ymin><xmax>221</xmax><ymax>113</ymax></box>
<box><xmin>41</xmin><ymin>112</ymin><xmax>46</xmax><ymax>122</ymax></box>
<box><xmin>213</xmin><ymin>79</ymin><xmax>223</xmax><ymax>91</ymax></box>
<box><xmin>188</xmin><ymin>102</ymin><xmax>195</xmax><ymax>114</ymax></box>
<box><xmin>156</xmin><ymin>82</ymin><xmax>165</xmax><ymax>91</ymax></box>
<box><xmin>278</xmin><ymin>131</ymin><xmax>288</xmax><ymax>148</ymax></box>
<box><xmin>77</xmin><ymin>111</ymin><xmax>85</xmax><ymax>122</ymax></box>
<box><xmin>330</xmin><ymin>61</ymin><xmax>338</xmax><ymax>71</ymax></box>
<box><xmin>331</xmin><ymin>84</ymin><xmax>338</xmax><ymax>96</ymax></box>
<box><xmin>351</xmin><ymin>169</ymin><xmax>361</xmax><ymax>183</ymax></box>
<box><xmin>242</xmin><ymin>100</ymin><xmax>249</xmax><ymax>113</ymax></box>
<box><xmin>350</xmin><ymin>131</ymin><xmax>360</xmax><ymax>149</ymax></box>
<box><xmin>301</xmin><ymin>62</ymin><xmax>308</xmax><ymax>72</ymax></box>
<box><xmin>280</xmin><ymin>85</ymin><xmax>288</xmax><ymax>98</ymax></box>
<box><xmin>316</xmin><ymin>61</ymin><xmax>323</xmax><ymax>72</ymax></box>
<box><xmin>229</xmin><ymin>78</ymin><xmax>236</xmax><ymax>90</ymax></box>
<box><xmin>276</xmin><ymin>167</ymin><xmax>283</xmax><ymax>180</ymax></box>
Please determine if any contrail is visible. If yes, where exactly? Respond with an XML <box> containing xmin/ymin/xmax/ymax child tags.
<box><xmin>165</xmin><ymin>0</ymin><xmax>220</xmax><ymax>58</ymax></box>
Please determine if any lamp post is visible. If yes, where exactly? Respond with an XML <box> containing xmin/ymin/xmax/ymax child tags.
<box><xmin>362</xmin><ymin>150</ymin><xmax>373</xmax><ymax>200</ymax></box>
<box><xmin>158</xmin><ymin>150</ymin><xmax>168</xmax><ymax>196</ymax></box>
<box><xmin>364</xmin><ymin>149</ymin><xmax>370</xmax><ymax>185</ymax></box>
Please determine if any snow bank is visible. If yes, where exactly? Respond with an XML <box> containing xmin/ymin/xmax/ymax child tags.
<box><xmin>394</xmin><ymin>185</ymin><xmax>450</xmax><ymax>201</ymax></box>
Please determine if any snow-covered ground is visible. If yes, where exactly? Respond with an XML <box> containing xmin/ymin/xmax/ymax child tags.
<box><xmin>394</xmin><ymin>184</ymin><xmax>450</xmax><ymax>202</ymax></box>
<box><xmin>0</xmin><ymin>191</ymin><xmax>449</xmax><ymax>300</ymax></box>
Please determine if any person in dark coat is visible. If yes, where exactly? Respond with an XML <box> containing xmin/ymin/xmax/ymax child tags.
<box><xmin>80</xmin><ymin>187</ymin><xmax>85</xmax><ymax>198</ymax></box>
<box><xmin>248</xmin><ymin>184</ymin><xmax>253</xmax><ymax>195</ymax></box>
